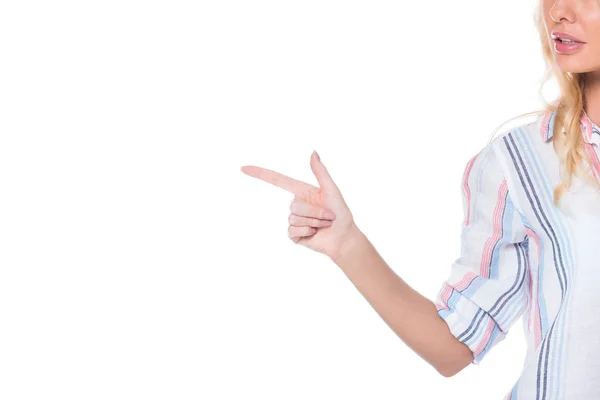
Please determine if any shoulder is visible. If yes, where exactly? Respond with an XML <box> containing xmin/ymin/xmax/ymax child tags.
<box><xmin>482</xmin><ymin>115</ymin><xmax>547</xmax><ymax>169</ymax></box>
<box><xmin>462</xmin><ymin>116</ymin><xmax>545</xmax><ymax>195</ymax></box>
<box><xmin>489</xmin><ymin>116</ymin><xmax>544</xmax><ymax>150</ymax></box>
<box><xmin>482</xmin><ymin>117</ymin><xmax>549</xmax><ymax>218</ymax></box>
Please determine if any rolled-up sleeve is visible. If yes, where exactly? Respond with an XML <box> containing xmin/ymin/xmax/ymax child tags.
<box><xmin>434</xmin><ymin>142</ymin><xmax>529</xmax><ymax>365</ymax></box>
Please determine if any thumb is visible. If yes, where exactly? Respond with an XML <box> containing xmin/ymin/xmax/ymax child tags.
<box><xmin>310</xmin><ymin>151</ymin><xmax>340</xmax><ymax>194</ymax></box>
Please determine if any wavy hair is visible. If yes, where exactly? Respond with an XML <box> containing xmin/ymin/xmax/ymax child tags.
<box><xmin>486</xmin><ymin>3</ymin><xmax>598</xmax><ymax>207</ymax></box>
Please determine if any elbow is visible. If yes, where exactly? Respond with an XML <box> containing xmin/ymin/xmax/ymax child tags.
<box><xmin>435</xmin><ymin>353</ymin><xmax>473</xmax><ymax>378</ymax></box>
<box><xmin>436</xmin><ymin>364</ymin><xmax>464</xmax><ymax>378</ymax></box>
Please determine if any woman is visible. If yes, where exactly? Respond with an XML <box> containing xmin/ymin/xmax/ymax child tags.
<box><xmin>241</xmin><ymin>0</ymin><xmax>600</xmax><ymax>398</ymax></box>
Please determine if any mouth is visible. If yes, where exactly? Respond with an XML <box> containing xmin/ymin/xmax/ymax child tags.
<box><xmin>551</xmin><ymin>31</ymin><xmax>586</xmax><ymax>44</ymax></box>
<box><xmin>554</xmin><ymin>37</ymin><xmax>586</xmax><ymax>45</ymax></box>
<box><xmin>553</xmin><ymin>37</ymin><xmax>587</xmax><ymax>54</ymax></box>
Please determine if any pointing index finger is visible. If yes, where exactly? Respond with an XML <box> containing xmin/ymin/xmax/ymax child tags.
<box><xmin>241</xmin><ymin>165</ymin><xmax>318</xmax><ymax>199</ymax></box>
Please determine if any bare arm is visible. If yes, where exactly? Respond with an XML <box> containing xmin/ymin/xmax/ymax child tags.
<box><xmin>331</xmin><ymin>224</ymin><xmax>474</xmax><ymax>377</ymax></box>
<box><xmin>241</xmin><ymin>154</ymin><xmax>474</xmax><ymax>376</ymax></box>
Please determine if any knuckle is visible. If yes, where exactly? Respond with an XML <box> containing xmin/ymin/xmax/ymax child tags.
<box><xmin>308</xmin><ymin>189</ymin><xmax>322</xmax><ymax>205</ymax></box>
<box><xmin>288</xmin><ymin>214</ymin><xmax>296</xmax><ymax>225</ymax></box>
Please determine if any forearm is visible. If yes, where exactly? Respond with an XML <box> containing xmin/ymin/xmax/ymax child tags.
<box><xmin>331</xmin><ymin>225</ymin><xmax>473</xmax><ymax>377</ymax></box>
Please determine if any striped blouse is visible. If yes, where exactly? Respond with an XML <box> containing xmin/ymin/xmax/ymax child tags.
<box><xmin>434</xmin><ymin>108</ymin><xmax>600</xmax><ymax>399</ymax></box>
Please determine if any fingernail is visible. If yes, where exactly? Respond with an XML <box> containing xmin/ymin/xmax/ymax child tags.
<box><xmin>314</xmin><ymin>150</ymin><xmax>320</xmax><ymax>161</ymax></box>
<box><xmin>323</xmin><ymin>211</ymin><xmax>336</xmax><ymax>220</ymax></box>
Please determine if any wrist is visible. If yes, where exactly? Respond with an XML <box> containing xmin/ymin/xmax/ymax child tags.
<box><xmin>331</xmin><ymin>224</ymin><xmax>368</xmax><ymax>266</ymax></box>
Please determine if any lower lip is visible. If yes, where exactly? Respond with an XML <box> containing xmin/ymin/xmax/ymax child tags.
<box><xmin>554</xmin><ymin>39</ymin><xmax>586</xmax><ymax>54</ymax></box>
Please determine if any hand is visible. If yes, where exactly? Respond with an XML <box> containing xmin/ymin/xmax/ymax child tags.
<box><xmin>240</xmin><ymin>151</ymin><xmax>358</xmax><ymax>260</ymax></box>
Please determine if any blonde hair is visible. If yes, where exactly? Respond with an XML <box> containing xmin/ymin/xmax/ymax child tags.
<box><xmin>486</xmin><ymin>3</ymin><xmax>598</xmax><ymax>207</ymax></box>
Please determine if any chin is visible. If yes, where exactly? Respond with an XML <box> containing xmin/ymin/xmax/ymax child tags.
<box><xmin>554</xmin><ymin>60</ymin><xmax>594</xmax><ymax>74</ymax></box>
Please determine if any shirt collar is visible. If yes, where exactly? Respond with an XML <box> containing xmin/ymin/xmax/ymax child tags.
<box><xmin>541</xmin><ymin>108</ymin><xmax>600</xmax><ymax>145</ymax></box>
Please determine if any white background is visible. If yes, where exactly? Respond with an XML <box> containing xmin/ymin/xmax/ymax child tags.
<box><xmin>0</xmin><ymin>1</ymin><xmax>558</xmax><ymax>399</ymax></box>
